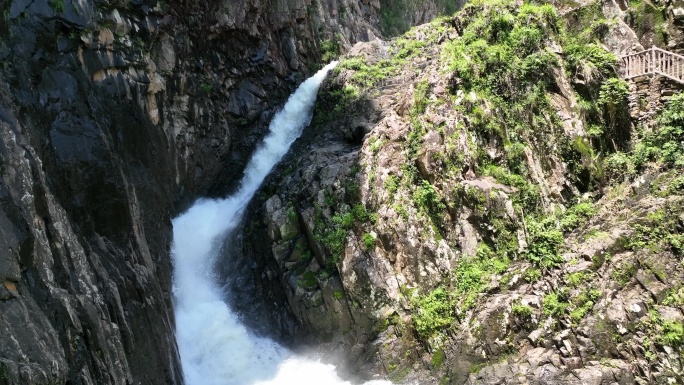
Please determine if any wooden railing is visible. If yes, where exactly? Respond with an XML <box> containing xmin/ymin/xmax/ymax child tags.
<box><xmin>622</xmin><ymin>47</ymin><xmax>684</xmax><ymax>84</ymax></box>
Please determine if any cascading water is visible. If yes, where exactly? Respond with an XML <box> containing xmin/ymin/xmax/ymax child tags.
<box><xmin>171</xmin><ymin>63</ymin><xmax>390</xmax><ymax>385</ymax></box>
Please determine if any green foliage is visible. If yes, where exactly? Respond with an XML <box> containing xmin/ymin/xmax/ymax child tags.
<box><xmin>608</xmin><ymin>92</ymin><xmax>684</xmax><ymax>177</ymax></box>
<box><xmin>661</xmin><ymin>321</ymin><xmax>684</xmax><ymax>347</ymax></box>
<box><xmin>524</xmin><ymin>267</ymin><xmax>542</xmax><ymax>283</ymax></box>
<box><xmin>564</xmin><ymin>43</ymin><xmax>618</xmax><ymax>81</ymax></box>
<box><xmin>524</xmin><ymin>217</ymin><xmax>565</xmax><ymax>269</ymax></box>
<box><xmin>511</xmin><ymin>302</ymin><xmax>533</xmax><ymax>320</ymax></box>
<box><xmin>569</xmin><ymin>289</ymin><xmax>601</xmax><ymax>323</ymax></box>
<box><xmin>313</xmin><ymin>84</ymin><xmax>361</xmax><ymax>125</ymax></box>
<box><xmin>666</xmin><ymin>175</ymin><xmax>684</xmax><ymax>195</ymax></box>
<box><xmin>559</xmin><ymin>202</ymin><xmax>596</xmax><ymax>232</ymax></box>
<box><xmin>315</xmin><ymin>203</ymin><xmax>378</xmax><ymax>266</ymax></box>
<box><xmin>369</xmin><ymin>136</ymin><xmax>383</xmax><ymax>154</ymax></box>
<box><xmin>50</xmin><ymin>0</ymin><xmax>64</xmax><ymax>13</ymax></box>
<box><xmin>414</xmin><ymin>80</ymin><xmax>431</xmax><ymax>115</ymax></box>
<box><xmin>663</xmin><ymin>286</ymin><xmax>684</xmax><ymax>307</ymax></box>
<box><xmin>297</xmin><ymin>271</ymin><xmax>318</xmax><ymax>289</ymax></box>
<box><xmin>604</xmin><ymin>151</ymin><xmax>636</xmax><ymax>181</ymax></box>
<box><xmin>448</xmin><ymin>243</ymin><xmax>511</xmax><ymax>314</ymax></box>
<box><xmin>628</xmin><ymin>1</ymin><xmax>667</xmax><ymax>45</ymax></box>
<box><xmin>543</xmin><ymin>290</ymin><xmax>570</xmax><ymax>318</ymax></box>
<box><xmin>384</xmin><ymin>175</ymin><xmax>400</xmax><ymax>195</ymax></box>
<box><xmin>484</xmin><ymin>165</ymin><xmax>540</xmax><ymax>212</ymax></box>
<box><xmin>623</xmin><ymin>206</ymin><xmax>684</xmax><ymax>256</ymax></box>
<box><xmin>439</xmin><ymin>0</ymin><xmax>615</xmax><ymax>196</ymax></box>
<box><xmin>320</xmin><ymin>38</ymin><xmax>340</xmax><ymax>63</ymax></box>
<box><xmin>431</xmin><ymin>350</ymin><xmax>446</xmax><ymax>368</ymax></box>
<box><xmin>363</xmin><ymin>233</ymin><xmax>375</xmax><ymax>250</ymax></box>
<box><xmin>411</xmin><ymin>288</ymin><xmax>456</xmax><ymax>339</ymax></box>
<box><xmin>338</xmin><ymin>57</ymin><xmax>400</xmax><ymax>89</ymax></box>
<box><xmin>333</xmin><ymin>290</ymin><xmax>344</xmax><ymax>300</ymax></box>
<box><xmin>598</xmin><ymin>78</ymin><xmax>629</xmax><ymax>109</ymax></box>
<box><xmin>379</xmin><ymin>0</ymin><xmax>464</xmax><ymax>37</ymax></box>
<box><xmin>654</xmin><ymin>93</ymin><xmax>684</xmax><ymax>167</ymax></box>
<box><xmin>643</xmin><ymin>310</ymin><xmax>684</xmax><ymax>350</ymax></box>
<box><xmin>413</xmin><ymin>180</ymin><xmax>446</xmax><ymax>219</ymax></box>
<box><xmin>566</xmin><ymin>271</ymin><xmax>587</xmax><ymax>287</ymax></box>
<box><xmin>611</xmin><ymin>260</ymin><xmax>637</xmax><ymax>286</ymax></box>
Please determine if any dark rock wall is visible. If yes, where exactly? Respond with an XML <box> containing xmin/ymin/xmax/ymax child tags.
<box><xmin>0</xmin><ymin>0</ymin><xmax>459</xmax><ymax>383</ymax></box>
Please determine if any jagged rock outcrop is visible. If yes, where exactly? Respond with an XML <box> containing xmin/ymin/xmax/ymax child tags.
<box><xmin>238</xmin><ymin>1</ymin><xmax>684</xmax><ymax>384</ymax></box>
<box><xmin>0</xmin><ymin>0</ymin><xmax>463</xmax><ymax>383</ymax></box>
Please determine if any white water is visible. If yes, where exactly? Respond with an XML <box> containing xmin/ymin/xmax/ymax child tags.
<box><xmin>171</xmin><ymin>63</ymin><xmax>390</xmax><ymax>385</ymax></box>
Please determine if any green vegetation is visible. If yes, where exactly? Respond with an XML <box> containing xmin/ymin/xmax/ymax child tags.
<box><xmin>606</xmin><ymin>92</ymin><xmax>684</xmax><ymax>181</ymax></box>
<box><xmin>543</xmin><ymin>290</ymin><xmax>570</xmax><ymax>318</ymax></box>
<box><xmin>50</xmin><ymin>0</ymin><xmax>64</xmax><ymax>13</ymax></box>
<box><xmin>431</xmin><ymin>349</ymin><xmax>446</xmax><ymax>368</ymax></box>
<box><xmin>628</xmin><ymin>0</ymin><xmax>667</xmax><ymax>45</ymax></box>
<box><xmin>412</xmin><ymin>288</ymin><xmax>456</xmax><ymax>339</ymax></box>
<box><xmin>511</xmin><ymin>302</ymin><xmax>533</xmax><ymax>321</ymax></box>
<box><xmin>312</xmin><ymin>84</ymin><xmax>361</xmax><ymax>125</ymax></box>
<box><xmin>640</xmin><ymin>310</ymin><xmax>684</xmax><ymax>359</ymax></box>
<box><xmin>297</xmin><ymin>271</ymin><xmax>318</xmax><ymax>289</ymax></box>
<box><xmin>201</xmin><ymin>82</ymin><xmax>213</xmax><ymax>93</ymax></box>
<box><xmin>320</xmin><ymin>38</ymin><xmax>341</xmax><ymax>63</ymax></box>
<box><xmin>622</xmin><ymin>206</ymin><xmax>684</xmax><ymax>256</ymax></box>
<box><xmin>363</xmin><ymin>233</ymin><xmax>375</xmax><ymax>250</ymax></box>
<box><xmin>524</xmin><ymin>217</ymin><xmax>565</xmax><ymax>269</ymax></box>
<box><xmin>315</xmin><ymin>203</ymin><xmax>378</xmax><ymax>266</ymax></box>
<box><xmin>569</xmin><ymin>289</ymin><xmax>601</xmax><ymax>324</ymax></box>
<box><xmin>559</xmin><ymin>202</ymin><xmax>596</xmax><ymax>232</ymax></box>
<box><xmin>663</xmin><ymin>286</ymin><xmax>684</xmax><ymax>307</ymax></box>
<box><xmin>524</xmin><ymin>267</ymin><xmax>542</xmax><ymax>283</ymax></box>
<box><xmin>543</xmin><ymin>286</ymin><xmax>600</xmax><ymax>325</ymax></box>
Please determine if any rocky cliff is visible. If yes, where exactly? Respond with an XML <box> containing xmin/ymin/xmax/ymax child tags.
<box><xmin>0</xmin><ymin>0</ymin><xmax>464</xmax><ymax>383</ymax></box>
<box><xmin>238</xmin><ymin>0</ymin><xmax>684</xmax><ymax>383</ymax></box>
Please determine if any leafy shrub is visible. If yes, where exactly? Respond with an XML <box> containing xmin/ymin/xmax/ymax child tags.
<box><xmin>320</xmin><ymin>38</ymin><xmax>340</xmax><ymax>63</ymax></box>
<box><xmin>661</xmin><ymin>321</ymin><xmax>684</xmax><ymax>347</ymax></box>
<box><xmin>525</xmin><ymin>218</ymin><xmax>564</xmax><ymax>269</ymax></box>
<box><xmin>512</xmin><ymin>302</ymin><xmax>533</xmax><ymax>320</ymax></box>
<box><xmin>412</xmin><ymin>288</ymin><xmax>456</xmax><ymax>339</ymax></box>
<box><xmin>654</xmin><ymin>93</ymin><xmax>684</xmax><ymax>167</ymax></box>
<box><xmin>564</xmin><ymin>43</ymin><xmax>618</xmax><ymax>82</ymax></box>
<box><xmin>524</xmin><ymin>267</ymin><xmax>542</xmax><ymax>282</ymax></box>
<box><xmin>543</xmin><ymin>290</ymin><xmax>570</xmax><ymax>318</ymax></box>
<box><xmin>363</xmin><ymin>233</ymin><xmax>375</xmax><ymax>250</ymax></box>
<box><xmin>604</xmin><ymin>151</ymin><xmax>635</xmax><ymax>181</ymax></box>
<box><xmin>569</xmin><ymin>289</ymin><xmax>601</xmax><ymax>323</ymax></box>
<box><xmin>560</xmin><ymin>202</ymin><xmax>596</xmax><ymax>232</ymax></box>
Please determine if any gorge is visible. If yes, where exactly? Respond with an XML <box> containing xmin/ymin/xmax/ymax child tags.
<box><xmin>1</xmin><ymin>0</ymin><xmax>684</xmax><ymax>384</ymax></box>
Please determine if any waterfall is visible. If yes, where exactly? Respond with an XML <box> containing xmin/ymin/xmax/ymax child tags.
<box><xmin>171</xmin><ymin>63</ymin><xmax>389</xmax><ymax>385</ymax></box>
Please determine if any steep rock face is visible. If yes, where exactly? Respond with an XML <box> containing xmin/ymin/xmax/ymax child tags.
<box><xmin>240</xmin><ymin>1</ymin><xmax>684</xmax><ymax>384</ymax></box>
<box><xmin>0</xmin><ymin>0</ymin><xmax>459</xmax><ymax>383</ymax></box>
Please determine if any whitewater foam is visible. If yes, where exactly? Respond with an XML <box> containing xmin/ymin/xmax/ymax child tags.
<box><xmin>171</xmin><ymin>63</ymin><xmax>390</xmax><ymax>385</ymax></box>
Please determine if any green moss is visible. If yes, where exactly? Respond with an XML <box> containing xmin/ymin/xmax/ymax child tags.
<box><xmin>297</xmin><ymin>271</ymin><xmax>318</xmax><ymax>289</ymax></box>
<box><xmin>50</xmin><ymin>0</ymin><xmax>64</xmax><ymax>13</ymax></box>
<box><xmin>431</xmin><ymin>349</ymin><xmax>446</xmax><ymax>368</ymax></box>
